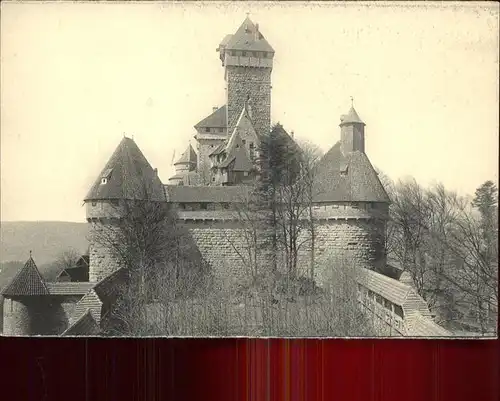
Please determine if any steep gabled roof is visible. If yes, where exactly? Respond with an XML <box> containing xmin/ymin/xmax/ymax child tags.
<box><xmin>226</xmin><ymin>106</ymin><xmax>259</xmax><ymax>151</ymax></box>
<box><xmin>194</xmin><ymin>105</ymin><xmax>227</xmax><ymax>129</ymax></box>
<box><xmin>62</xmin><ymin>309</ymin><xmax>100</xmax><ymax>336</ymax></box>
<box><xmin>84</xmin><ymin>137</ymin><xmax>166</xmax><ymax>202</ymax></box>
<box><xmin>219</xmin><ymin>132</ymin><xmax>253</xmax><ymax>171</ymax></box>
<box><xmin>225</xmin><ymin>17</ymin><xmax>274</xmax><ymax>53</ymax></box>
<box><xmin>313</xmin><ymin>142</ymin><xmax>390</xmax><ymax>203</ymax></box>
<box><xmin>174</xmin><ymin>144</ymin><xmax>197</xmax><ymax>166</ymax></box>
<box><xmin>1</xmin><ymin>257</ymin><xmax>49</xmax><ymax>297</ymax></box>
<box><xmin>340</xmin><ymin>107</ymin><xmax>365</xmax><ymax>126</ymax></box>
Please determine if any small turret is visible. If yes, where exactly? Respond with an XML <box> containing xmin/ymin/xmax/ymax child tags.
<box><xmin>1</xmin><ymin>254</ymin><xmax>50</xmax><ymax>335</ymax></box>
<box><xmin>339</xmin><ymin>99</ymin><xmax>366</xmax><ymax>155</ymax></box>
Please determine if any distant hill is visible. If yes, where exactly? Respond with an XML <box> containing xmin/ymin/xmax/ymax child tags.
<box><xmin>0</xmin><ymin>221</ymin><xmax>89</xmax><ymax>265</ymax></box>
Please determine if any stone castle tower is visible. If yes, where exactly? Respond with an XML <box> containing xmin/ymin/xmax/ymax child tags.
<box><xmin>192</xmin><ymin>17</ymin><xmax>273</xmax><ymax>180</ymax></box>
<box><xmin>84</xmin><ymin>137</ymin><xmax>165</xmax><ymax>282</ymax></box>
<box><xmin>218</xmin><ymin>16</ymin><xmax>274</xmax><ymax>138</ymax></box>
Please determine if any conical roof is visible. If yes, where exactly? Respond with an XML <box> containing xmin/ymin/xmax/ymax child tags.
<box><xmin>312</xmin><ymin>142</ymin><xmax>390</xmax><ymax>203</ymax></box>
<box><xmin>340</xmin><ymin>107</ymin><xmax>365</xmax><ymax>126</ymax></box>
<box><xmin>225</xmin><ymin>17</ymin><xmax>274</xmax><ymax>53</ymax></box>
<box><xmin>1</xmin><ymin>256</ymin><xmax>49</xmax><ymax>297</ymax></box>
<box><xmin>174</xmin><ymin>144</ymin><xmax>197</xmax><ymax>166</ymax></box>
<box><xmin>84</xmin><ymin>137</ymin><xmax>166</xmax><ymax>202</ymax></box>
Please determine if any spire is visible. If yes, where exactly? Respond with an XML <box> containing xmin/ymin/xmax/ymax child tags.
<box><xmin>174</xmin><ymin>143</ymin><xmax>197</xmax><ymax>166</ymax></box>
<box><xmin>340</xmin><ymin>102</ymin><xmax>365</xmax><ymax>126</ymax></box>
<box><xmin>1</xmin><ymin>255</ymin><xmax>49</xmax><ymax>297</ymax></box>
<box><xmin>339</xmin><ymin>101</ymin><xmax>366</xmax><ymax>155</ymax></box>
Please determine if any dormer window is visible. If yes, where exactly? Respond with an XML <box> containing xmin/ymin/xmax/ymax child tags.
<box><xmin>339</xmin><ymin>162</ymin><xmax>348</xmax><ymax>176</ymax></box>
<box><xmin>100</xmin><ymin>168</ymin><xmax>113</xmax><ymax>185</ymax></box>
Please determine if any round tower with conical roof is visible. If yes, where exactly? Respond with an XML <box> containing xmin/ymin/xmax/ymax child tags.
<box><xmin>1</xmin><ymin>255</ymin><xmax>51</xmax><ymax>335</ymax></box>
<box><xmin>310</xmin><ymin>104</ymin><xmax>390</xmax><ymax>281</ymax></box>
<box><xmin>84</xmin><ymin>136</ymin><xmax>166</xmax><ymax>282</ymax></box>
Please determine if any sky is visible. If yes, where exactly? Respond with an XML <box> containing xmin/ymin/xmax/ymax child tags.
<box><xmin>1</xmin><ymin>1</ymin><xmax>498</xmax><ymax>222</ymax></box>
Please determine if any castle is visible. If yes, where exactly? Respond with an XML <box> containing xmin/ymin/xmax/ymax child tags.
<box><xmin>1</xmin><ymin>17</ymin><xmax>450</xmax><ymax>337</ymax></box>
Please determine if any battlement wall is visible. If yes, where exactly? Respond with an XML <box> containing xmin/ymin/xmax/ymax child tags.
<box><xmin>86</xmin><ymin>198</ymin><xmax>388</xmax><ymax>287</ymax></box>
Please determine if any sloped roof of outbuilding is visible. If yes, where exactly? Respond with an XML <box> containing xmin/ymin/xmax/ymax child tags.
<box><xmin>356</xmin><ymin>267</ymin><xmax>411</xmax><ymax>306</ymax></box>
<box><xmin>85</xmin><ymin>137</ymin><xmax>166</xmax><ymax>202</ymax></box>
<box><xmin>46</xmin><ymin>282</ymin><xmax>95</xmax><ymax>296</ymax></box>
<box><xmin>225</xmin><ymin>17</ymin><xmax>274</xmax><ymax>53</ymax></box>
<box><xmin>62</xmin><ymin>309</ymin><xmax>101</xmax><ymax>336</ymax></box>
<box><xmin>93</xmin><ymin>268</ymin><xmax>129</xmax><ymax>306</ymax></box>
<box><xmin>1</xmin><ymin>256</ymin><xmax>49</xmax><ymax>297</ymax></box>
<box><xmin>312</xmin><ymin>142</ymin><xmax>390</xmax><ymax>203</ymax></box>
<box><xmin>194</xmin><ymin>105</ymin><xmax>227</xmax><ymax>129</ymax></box>
<box><xmin>405</xmin><ymin>312</ymin><xmax>451</xmax><ymax>337</ymax></box>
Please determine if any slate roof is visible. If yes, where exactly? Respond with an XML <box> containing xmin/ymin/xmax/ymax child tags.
<box><xmin>312</xmin><ymin>142</ymin><xmax>390</xmax><ymax>203</ymax></box>
<box><xmin>1</xmin><ymin>257</ymin><xmax>49</xmax><ymax>297</ymax></box>
<box><xmin>356</xmin><ymin>267</ymin><xmax>411</xmax><ymax>306</ymax></box>
<box><xmin>224</xmin><ymin>17</ymin><xmax>274</xmax><ymax>53</ymax></box>
<box><xmin>210</xmin><ymin>143</ymin><xmax>227</xmax><ymax>156</ymax></box>
<box><xmin>84</xmin><ymin>137</ymin><xmax>166</xmax><ymax>202</ymax></box>
<box><xmin>356</xmin><ymin>268</ymin><xmax>434</xmax><ymax>323</ymax></box>
<box><xmin>72</xmin><ymin>289</ymin><xmax>102</xmax><ymax>325</ymax></box>
<box><xmin>174</xmin><ymin>144</ymin><xmax>197</xmax><ymax>166</ymax></box>
<box><xmin>406</xmin><ymin>312</ymin><xmax>451</xmax><ymax>337</ymax></box>
<box><xmin>164</xmin><ymin>185</ymin><xmax>251</xmax><ymax>203</ymax></box>
<box><xmin>46</xmin><ymin>282</ymin><xmax>95</xmax><ymax>296</ymax></box>
<box><xmin>219</xmin><ymin>130</ymin><xmax>253</xmax><ymax>171</ymax></box>
<box><xmin>340</xmin><ymin>107</ymin><xmax>365</xmax><ymax>126</ymax></box>
<box><xmin>62</xmin><ymin>309</ymin><xmax>100</xmax><ymax>336</ymax></box>
<box><xmin>194</xmin><ymin>105</ymin><xmax>227</xmax><ymax>129</ymax></box>
<box><xmin>93</xmin><ymin>268</ymin><xmax>129</xmax><ymax>306</ymax></box>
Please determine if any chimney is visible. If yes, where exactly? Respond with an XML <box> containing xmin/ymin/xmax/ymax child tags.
<box><xmin>213</xmin><ymin>106</ymin><xmax>218</xmax><ymax>113</ymax></box>
<box><xmin>291</xmin><ymin>131</ymin><xmax>294</xmax><ymax>139</ymax></box>
<box><xmin>153</xmin><ymin>168</ymin><xmax>158</xmax><ymax>175</ymax></box>
<box><xmin>255</xmin><ymin>23</ymin><xmax>260</xmax><ymax>40</ymax></box>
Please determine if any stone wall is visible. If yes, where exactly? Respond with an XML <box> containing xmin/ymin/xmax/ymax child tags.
<box><xmin>226</xmin><ymin>66</ymin><xmax>271</xmax><ymax>137</ymax></box>
<box><xmin>2</xmin><ymin>298</ymin><xmax>31</xmax><ymax>335</ymax></box>
<box><xmin>88</xmin><ymin>222</ymin><xmax>121</xmax><ymax>282</ymax></box>
<box><xmin>312</xmin><ymin>219</ymin><xmax>386</xmax><ymax>284</ymax></box>
<box><xmin>180</xmin><ymin>220</ymin><xmax>270</xmax><ymax>286</ymax></box>
<box><xmin>2</xmin><ymin>297</ymin><xmax>69</xmax><ymax>336</ymax></box>
<box><xmin>86</xmin><ymin>202</ymin><xmax>388</xmax><ymax>288</ymax></box>
<box><xmin>196</xmin><ymin>137</ymin><xmax>226</xmax><ymax>182</ymax></box>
